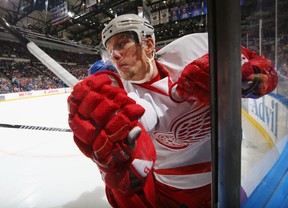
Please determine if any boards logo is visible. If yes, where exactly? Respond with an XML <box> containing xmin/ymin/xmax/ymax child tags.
<box><xmin>154</xmin><ymin>106</ymin><xmax>211</xmax><ymax>150</ymax></box>
<box><xmin>250</xmin><ymin>96</ymin><xmax>278</xmax><ymax>138</ymax></box>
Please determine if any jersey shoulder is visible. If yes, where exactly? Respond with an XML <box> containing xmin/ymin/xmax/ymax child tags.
<box><xmin>156</xmin><ymin>33</ymin><xmax>209</xmax><ymax>80</ymax></box>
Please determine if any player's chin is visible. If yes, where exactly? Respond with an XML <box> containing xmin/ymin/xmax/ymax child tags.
<box><xmin>118</xmin><ymin>74</ymin><xmax>131</xmax><ymax>82</ymax></box>
<box><xmin>119</xmin><ymin>71</ymin><xmax>136</xmax><ymax>81</ymax></box>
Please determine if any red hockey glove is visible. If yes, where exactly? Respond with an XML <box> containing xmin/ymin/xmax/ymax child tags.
<box><xmin>169</xmin><ymin>54</ymin><xmax>210</xmax><ymax>105</ymax></box>
<box><xmin>68</xmin><ymin>71</ymin><xmax>145</xmax><ymax>172</ymax></box>
<box><xmin>241</xmin><ymin>47</ymin><xmax>278</xmax><ymax>98</ymax></box>
<box><xmin>99</xmin><ymin>122</ymin><xmax>156</xmax><ymax>193</ymax></box>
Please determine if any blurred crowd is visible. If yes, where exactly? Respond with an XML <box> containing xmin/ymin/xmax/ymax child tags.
<box><xmin>1</xmin><ymin>33</ymin><xmax>287</xmax><ymax>97</ymax></box>
<box><xmin>0</xmin><ymin>39</ymin><xmax>98</xmax><ymax>94</ymax></box>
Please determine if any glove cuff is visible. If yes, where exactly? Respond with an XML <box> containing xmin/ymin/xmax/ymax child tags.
<box><xmin>97</xmin><ymin>156</ymin><xmax>154</xmax><ymax>193</ymax></box>
<box><xmin>96</xmin><ymin>123</ymin><xmax>156</xmax><ymax>192</ymax></box>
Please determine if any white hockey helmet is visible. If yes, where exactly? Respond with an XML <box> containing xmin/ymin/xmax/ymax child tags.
<box><xmin>102</xmin><ymin>14</ymin><xmax>155</xmax><ymax>48</ymax></box>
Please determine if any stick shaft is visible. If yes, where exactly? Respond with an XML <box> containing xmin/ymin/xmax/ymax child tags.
<box><xmin>0</xmin><ymin>123</ymin><xmax>72</xmax><ymax>132</ymax></box>
<box><xmin>0</xmin><ymin>17</ymin><xmax>79</xmax><ymax>88</ymax></box>
<box><xmin>27</xmin><ymin>42</ymin><xmax>78</xmax><ymax>88</ymax></box>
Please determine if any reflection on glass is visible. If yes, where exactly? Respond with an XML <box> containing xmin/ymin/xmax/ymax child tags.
<box><xmin>240</xmin><ymin>0</ymin><xmax>288</xmax><ymax>207</ymax></box>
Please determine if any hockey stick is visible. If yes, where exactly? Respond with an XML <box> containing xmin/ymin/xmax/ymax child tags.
<box><xmin>0</xmin><ymin>123</ymin><xmax>72</xmax><ymax>132</ymax></box>
<box><xmin>0</xmin><ymin>17</ymin><xmax>78</xmax><ymax>88</ymax></box>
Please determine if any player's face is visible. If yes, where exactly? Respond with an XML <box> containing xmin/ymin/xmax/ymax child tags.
<box><xmin>106</xmin><ymin>32</ymin><xmax>150</xmax><ymax>82</ymax></box>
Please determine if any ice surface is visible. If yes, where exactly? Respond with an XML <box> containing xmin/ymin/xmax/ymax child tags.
<box><xmin>0</xmin><ymin>93</ymin><xmax>110</xmax><ymax>208</ymax></box>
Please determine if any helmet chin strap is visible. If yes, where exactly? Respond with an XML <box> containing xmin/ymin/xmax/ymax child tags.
<box><xmin>130</xmin><ymin>52</ymin><xmax>155</xmax><ymax>84</ymax></box>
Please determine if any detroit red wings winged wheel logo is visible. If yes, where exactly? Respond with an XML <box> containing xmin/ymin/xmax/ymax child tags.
<box><xmin>154</xmin><ymin>106</ymin><xmax>211</xmax><ymax>150</ymax></box>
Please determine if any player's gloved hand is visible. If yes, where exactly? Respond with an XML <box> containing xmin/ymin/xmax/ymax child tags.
<box><xmin>67</xmin><ymin>71</ymin><xmax>145</xmax><ymax>172</ymax></box>
<box><xmin>169</xmin><ymin>54</ymin><xmax>210</xmax><ymax>105</ymax></box>
<box><xmin>241</xmin><ymin>47</ymin><xmax>278</xmax><ymax>98</ymax></box>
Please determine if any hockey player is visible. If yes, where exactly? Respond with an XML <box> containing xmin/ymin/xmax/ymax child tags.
<box><xmin>67</xmin><ymin>14</ymin><xmax>278</xmax><ymax>207</ymax></box>
<box><xmin>88</xmin><ymin>59</ymin><xmax>117</xmax><ymax>76</ymax></box>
